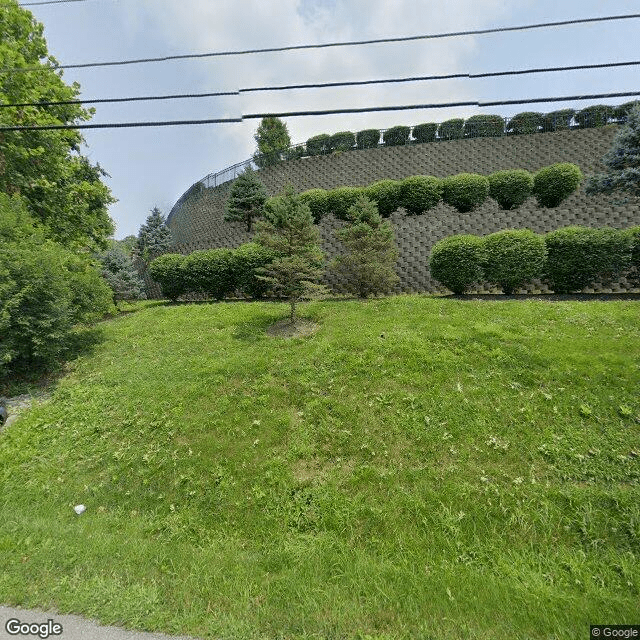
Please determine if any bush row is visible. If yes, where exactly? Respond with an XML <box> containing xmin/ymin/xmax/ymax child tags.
<box><xmin>265</xmin><ymin>163</ymin><xmax>582</xmax><ymax>222</ymax></box>
<box><xmin>292</xmin><ymin>102</ymin><xmax>639</xmax><ymax>158</ymax></box>
<box><xmin>429</xmin><ymin>226</ymin><xmax>640</xmax><ymax>294</ymax></box>
<box><xmin>148</xmin><ymin>242</ymin><xmax>278</xmax><ymax>301</ymax></box>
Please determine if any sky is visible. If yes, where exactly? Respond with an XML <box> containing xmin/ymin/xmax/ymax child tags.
<box><xmin>18</xmin><ymin>0</ymin><xmax>640</xmax><ymax>239</ymax></box>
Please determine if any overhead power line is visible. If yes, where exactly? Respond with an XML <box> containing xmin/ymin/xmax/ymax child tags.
<box><xmin>1</xmin><ymin>13</ymin><xmax>639</xmax><ymax>73</ymax></box>
<box><xmin>18</xmin><ymin>0</ymin><xmax>89</xmax><ymax>6</ymax></box>
<box><xmin>1</xmin><ymin>90</ymin><xmax>638</xmax><ymax>131</ymax></box>
<box><xmin>1</xmin><ymin>60</ymin><xmax>639</xmax><ymax>109</ymax></box>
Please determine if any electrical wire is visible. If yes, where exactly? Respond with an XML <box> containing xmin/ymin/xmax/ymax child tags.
<box><xmin>1</xmin><ymin>90</ymin><xmax>638</xmax><ymax>131</ymax></box>
<box><xmin>2</xmin><ymin>13</ymin><xmax>639</xmax><ymax>73</ymax></box>
<box><xmin>18</xmin><ymin>0</ymin><xmax>90</xmax><ymax>6</ymax></box>
<box><xmin>1</xmin><ymin>60</ymin><xmax>639</xmax><ymax>109</ymax></box>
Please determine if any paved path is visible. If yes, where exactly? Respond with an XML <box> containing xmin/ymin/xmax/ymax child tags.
<box><xmin>0</xmin><ymin>606</ymin><xmax>203</xmax><ymax>640</ymax></box>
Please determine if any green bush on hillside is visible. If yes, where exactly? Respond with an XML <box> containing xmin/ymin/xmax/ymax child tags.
<box><xmin>183</xmin><ymin>248</ymin><xmax>236</xmax><ymax>300</ymax></box>
<box><xmin>383</xmin><ymin>126</ymin><xmax>411</xmax><ymax>146</ymax></box>
<box><xmin>437</xmin><ymin>119</ymin><xmax>464</xmax><ymax>140</ymax></box>
<box><xmin>148</xmin><ymin>253</ymin><xmax>187</xmax><ymax>302</ymax></box>
<box><xmin>429</xmin><ymin>234</ymin><xmax>484</xmax><ymax>294</ymax></box>
<box><xmin>356</xmin><ymin>129</ymin><xmax>381</xmax><ymax>149</ymax></box>
<box><xmin>507</xmin><ymin>112</ymin><xmax>544</xmax><ymax>135</ymax></box>
<box><xmin>399</xmin><ymin>175</ymin><xmax>443</xmax><ymax>215</ymax></box>
<box><xmin>481</xmin><ymin>229</ymin><xmax>547</xmax><ymax>294</ymax></box>
<box><xmin>442</xmin><ymin>173</ymin><xmax>490</xmax><ymax>212</ymax></box>
<box><xmin>624</xmin><ymin>226</ymin><xmax>640</xmax><ymax>285</ymax></box>
<box><xmin>614</xmin><ymin>101</ymin><xmax>640</xmax><ymax>121</ymax></box>
<box><xmin>299</xmin><ymin>188</ymin><xmax>330</xmax><ymax>223</ymax></box>
<box><xmin>575</xmin><ymin>105</ymin><xmax>614</xmax><ymax>129</ymax></box>
<box><xmin>412</xmin><ymin>123</ymin><xmax>438</xmax><ymax>143</ymax></box>
<box><xmin>488</xmin><ymin>169</ymin><xmax>534</xmax><ymax>210</ymax></box>
<box><xmin>364</xmin><ymin>179</ymin><xmax>403</xmax><ymax>217</ymax></box>
<box><xmin>543</xmin><ymin>109</ymin><xmax>575</xmax><ymax>131</ymax></box>
<box><xmin>543</xmin><ymin>226</ymin><xmax>632</xmax><ymax>293</ymax></box>
<box><xmin>306</xmin><ymin>134</ymin><xmax>331</xmax><ymax>156</ymax></box>
<box><xmin>464</xmin><ymin>115</ymin><xmax>505</xmax><ymax>138</ymax></box>
<box><xmin>232</xmin><ymin>242</ymin><xmax>279</xmax><ymax>299</ymax></box>
<box><xmin>329</xmin><ymin>131</ymin><xmax>356</xmax><ymax>152</ymax></box>
<box><xmin>325</xmin><ymin>186</ymin><xmax>364</xmax><ymax>220</ymax></box>
<box><xmin>533</xmin><ymin>163</ymin><xmax>583</xmax><ymax>208</ymax></box>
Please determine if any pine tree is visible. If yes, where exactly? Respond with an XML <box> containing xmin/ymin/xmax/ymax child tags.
<box><xmin>98</xmin><ymin>247</ymin><xmax>146</xmax><ymax>304</ymax></box>
<box><xmin>586</xmin><ymin>103</ymin><xmax>640</xmax><ymax>198</ymax></box>
<box><xmin>254</xmin><ymin>187</ymin><xmax>328</xmax><ymax>323</ymax></box>
<box><xmin>253</xmin><ymin>117</ymin><xmax>291</xmax><ymax>168</ymax></box>
<box><xmin>330</xmin><ymin>196</ymin><xmax>400</xmax><ymax>298</ymax></box>
<box><xmin>224</xmin><ymin>167</ymin><xmax>268</xmax><ymax>232</ymax></box>
<box><xmin>136</xmin><ymin>207</ymin><xmax>172</xmax><ymax>262</ymax></box>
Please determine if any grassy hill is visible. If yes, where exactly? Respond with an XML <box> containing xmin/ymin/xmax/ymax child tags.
<box><xmin>0</xmin><ymin>296</ymin><xmax>639</xmax><ymax>639</ymax></box>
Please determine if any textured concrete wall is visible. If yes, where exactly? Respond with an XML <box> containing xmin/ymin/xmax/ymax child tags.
<box><xmin>168</xmin><ymin>126</ymin><xmax>640</xmax><ymax>294</ymax></box>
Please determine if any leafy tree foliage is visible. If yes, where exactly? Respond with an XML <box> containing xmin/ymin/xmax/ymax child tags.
<box><xmin>330</xmin><ymin>196</ymin><xmax>399</xmax><ymax>298</ymax></box>
<box><xmin>136</xmin><ymin>207</ymin><xmax>172</xmax><ymax>261</ymax></box>
<box><xmin>253</xmin><ymin>117</ymin><xmax>291</xmax><ymax>167</ymax></box>
<box><xmin>586</xmin><ymin>104</ymin><xmax>640</xmax><ymax>198</ymax></box>
<box><xmin>224</xmin><ymin>166</ymin><xmax>268</xmax><ymax>232</ymax></box>
<box><xmin>97</xmin><ymin>247</ymin><xmax>146</xmax><ymax>304</ymax></box>
<box><xmin>254</xmin><ymin>187</ymin><xmax>327</xmax><ymax>322</ymax></box>
<box><xmin>0</xmin><ymin>2</ymin><xmax>115</xmax><ymax>250</ymax></box>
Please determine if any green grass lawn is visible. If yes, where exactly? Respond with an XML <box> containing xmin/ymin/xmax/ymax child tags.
<box><xmin>0</xmin><ymin>296</ymin><xmax>638</xmax><ymax>639</ymax></box>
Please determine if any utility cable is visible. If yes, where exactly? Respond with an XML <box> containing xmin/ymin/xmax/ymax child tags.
<box><xmin>1</xmin><ymin>13</ymin><xmax>639</xmax><ymax>73</ymax></box>
<box><xmin>1</xmin><ymin>60</ymin><xmax>639</xmax><ymax>109</ymax></box>
<box><xmin>1</xmin><ymin>90</ymin><xmax>638</xmax><ymax>131</ymax></box>
<box><xmin>18</xmin><ymin>0</ymin><xmax>90</xmax><ymax>6</ymax></box>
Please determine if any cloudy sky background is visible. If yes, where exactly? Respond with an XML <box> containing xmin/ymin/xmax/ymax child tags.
<box><xmin>20</xmin><ymin>0</ymin><xmax>640</xmax><ymax>239</ymax></box>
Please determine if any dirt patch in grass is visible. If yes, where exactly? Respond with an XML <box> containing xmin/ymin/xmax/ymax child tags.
<box><xmin>265</xmin><ymin>318</ymin><xmax>320</xmax><ymax>338</ymax></box>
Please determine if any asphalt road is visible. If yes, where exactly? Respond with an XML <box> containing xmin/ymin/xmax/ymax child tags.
<box><xmin>0</xmin><ymin>606</ymin><xmax>203</xmax><ymax>640</ymax></box>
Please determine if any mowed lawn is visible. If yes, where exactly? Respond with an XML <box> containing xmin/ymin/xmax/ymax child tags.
<box><xmin>0</xmin><ymin>296</ymin><xmax>638</xmax><ymax>640</ymax></box>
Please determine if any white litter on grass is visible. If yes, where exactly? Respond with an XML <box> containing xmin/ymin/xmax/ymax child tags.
<box><xmin>74</xmin><ymin>505</ymin><xmax>86</xmax><ymax>515</ymax></box>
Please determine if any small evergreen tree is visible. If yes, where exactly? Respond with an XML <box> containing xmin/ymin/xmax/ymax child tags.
<box><xmin>97</xmin><ymin>247</ymin><xmax>146</xmax><ymax>304</ymax></box>
<box><xmin>224</xmin><ymin>166</ymin><xmax>268</xmax><ymax>232</ymax></box>
<box><xmin>586</xmin><ymin>104</ymin><xmax>640</xmax><ymax>198</ymax></box>
<box><xmin>254</xmin><ymin>117</ymin><xmax>291</xmax><ymax>168</ymax></box>
<box><xmin>330</xmin><ymin>196</ymin><xmax>399</xmax><ymax>298</ymax></box>
<box><xmin>254</xmin><ymin>186</ymin><xmax>327</xmax><ymax>323</ymax></box>
<box><xmin>136</xmin><ymin>207</ymin><xmax>172</xmax><ymax>262</ymax></box>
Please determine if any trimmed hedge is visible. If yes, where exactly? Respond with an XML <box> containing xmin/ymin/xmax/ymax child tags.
<box><xmin>543</xmin><ymin>109</ymin><xmax>575</xmax><ymax>131</ymax></box>
<box><xmin>442</xmin><ymin>173</ymin><xmax>490</xmax><ymax>212</ymax></box>
<box><xmin>464</xmin><ymin>114</ymin><xmax>505</xmax><ymax>138</ymax></box>
<box><xmin>625</xmin><ymin>226</ymin><xmax>640</xmax><ymax>285</ymax></box>
<box><xmin>533</xmin><ymin>163</ymin><xmax>583</xmax><ymax>208</ymax></box>
<box><xmin>543</xmin><ymin>226</ymin><xmax>632</xmax><ymax>293</ymax></box>
<box><xmin>438</xmin><ymin>118</ymin><xmax>464</xmax><ymax>140</ymax></box>
<box><xmin>481</xmin><ymin>229</ymin><xmax>547</xmax><ymax>294</ymax></box>
<box><xmin>575</xmin><ymin>105</ymin><xmax>614</xmax><ymax>129</ymax></box>
<box><xmin>429</xmin><ymin>235</ymin><xmax>484</xmax><ymax>294</ymax></box>
<box><xmin>329</xmin><ymin>131</ymin><xmax>356</xmax><ymax>152</ymax></box>
<box><xmin>412</xmin><ymin>122</ymin><xmax>438</xmax><ymax>143</ymax></box>
<box><xmin>488</xmin><ymin>169</ymin><xmax>534</xmax><ymax>210</ymax></box>
<box><xmin>306</xmin><ymin>134</ymin><xmax>331</xmax><ymax>156</ymax></box>
<box><xmin>383</xmin><ymin>125</ymin><xmax>411</xmax><ymax>146</ymax></box>
<box><xmin>614</xmin><ymin>101</ymin><xmax>640</xmax><ymax>120</ymax></box>
<box><xmin>364</xmin><ymin>179</ymin><xmax>403</xmax><ymax>217</ymax></box>
<box><xmin>299</xmin><ymin>188</ymin><xmax>330</xmax><ymax>223</ymax></box>
<box><xmin>148</xmin><ymin>253</ymin><xmax>187</xmax><ymax>302</ymax></box>
<box><xmin>356</xmin><ymin>129</ymin><xmax>381</xmax><ymax>149</ymax></box>
<box><xmin>326</xmin><ymin>186</ymin><xmax>364</xmax><ymax>220</ymax></box>
<box><xmin>183</xmin><ymin>248</ymin><xmax>236</xmax><ymax>299</ymax></box>
<box><xmin>399</xmin><ymin>175</ymin><xmax>443</xmax><ymax>215</ymax></box>
<box><xmin>232</xmin><ymin>242</ymin><xmax>279</xmax><ymax>299</ymax></box>
<box><xmin>507</xmin><ymin>112</ymin><xmax>544</xmax><ymax>135</ymax></box>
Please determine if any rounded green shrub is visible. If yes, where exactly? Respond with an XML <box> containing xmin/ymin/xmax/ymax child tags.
<box><xmin>506</xmin><ymin>112</ymin><xmax>544</xmax><ymax>135</ymax></box>
<box><xmin>438</xmin><ymin>118</ymin><xmax>464</xmax><ymax>140</ymax></box>
<box><xmin>464</xmin><ymin>115</ymin><xmax>505</xmax><ymax>138</ymax></box>
<box><xmin>232</xmin><ymin>242</ymin><xmax>279</xmax><ymax>299</ymax></box>
<box><xmin>533</xmin><ymin>163</ymin><xmax>583</xmax><ymax>208</ymax></box>
<box><xmin>364</xmin><ymin>179</ymin><xmax>403</xmax><ymax>217</ymax></box>
<box><xmin>399</xmin><ymin>175</ymin><xmax>443</xmax><ymax>215</ymax></box>
<box><xmin>614</xmin><ymin>101</ymin><xmax>640</xmax><ymax>121</ymax></box>
<box><xmin>284</xmin><ymin>145</ymin><xmax>305</xmax><ymax>161</ymax></box>
<box><xmin>624</xmin><ymin>226</ymin><xmax>640</xmax><ymax>285</ymax></box>
<box><xmin>481</xmin><ymin>229</ymin><xmax>547</xmax><ymax>294</ymax></box>
<box><xmin>325</xmin><ymin>186</ymin><xmax>364</xmax><ymax>220</ymax></box>
<box><xmin>383</xmin><ymin>125</ymin><xmax>411</xmax><ymax>146</ymax></box>
<box><xmin>429</xmin><ymin>234</ymin><xmax>484</xmax><ymax>294</ymax></box>
<box><xmin>543</xmin><ymin>226</ymin><xmax>632</xmax><ymax>293</ymax></box>
<box><xmin>183</xmin><ymin>248</ymin><xmax>236</xmax><ymax>300</ymax></box>
<box><xmin>575</xmin><ymin>104</ymin><xmax>614</xmax><ymax>129</ymax></box>
<box><xmin>412</xmin><ymin>123</ymin><xmax>438</xmax><ymax>143</ymax></box>
<box><xmin>299</xmin><ymin>188</ymin><xmax>330</xmax><ymax>223</ymax></box>
<box><xmin>488</xmin><ymin>169</ymin><xmax>534</xmax><ymax>210</ymax></box>
<box><xmin>148</xmin><ymin>253</ymin><xmax>187</xmax><ymax>301</ymax></box>
<box><xmin>543</xmin><ymin>109</ymin><xmax>575</xmax><ymax>131</ymax></box>
<box><xmin>442</xmin><ymin>173</ymin><xmax>490</xmax><ymax>212</ymax></box>
<box><xmin>356</xmin><ymin>129</ymin><xmax>381</xmax><ymax>149</ymax></box>
<box><xmin>328</xmin><ymin>131</ymin><xmax>356</xmax><ymax>152</ymax></box>
<box><xmin>306</xmin><ymin>134</ymin><xmax>331</xmax><ymax>156</ymax></box>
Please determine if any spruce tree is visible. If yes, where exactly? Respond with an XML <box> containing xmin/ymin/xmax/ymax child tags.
<box><xmin>224</xmin><ymin>167</ymin><xmax>268</xmax><ymax>232</ymax></box>
<box><xmin>253</xmin><ymin>117</ymin><xmax>291</xmax><ymax>168</ymax></box>
<box><xmin>136</xmin><ymin>207</ymin><xmax>172</xmax><ymax>261</ymax></box>
<box><xmin>330</xmin><ymin>196</ymin><xmax>400</xmax><ymax>298</ymax></box>
<box><xmin>98</xmin><ymin>247</ymin><xmax>146</xmax><ymax>304</ymax></box>
<box><xmin>586</xmin><ymin>103</ymin><xmax>640</xmax><ymax>198</ymax></box>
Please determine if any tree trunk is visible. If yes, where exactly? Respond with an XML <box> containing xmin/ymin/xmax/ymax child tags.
<box><xmin>247</xmin><ymin>216</ymin><xmax>252</xmax><ymax>233</ymax></box>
